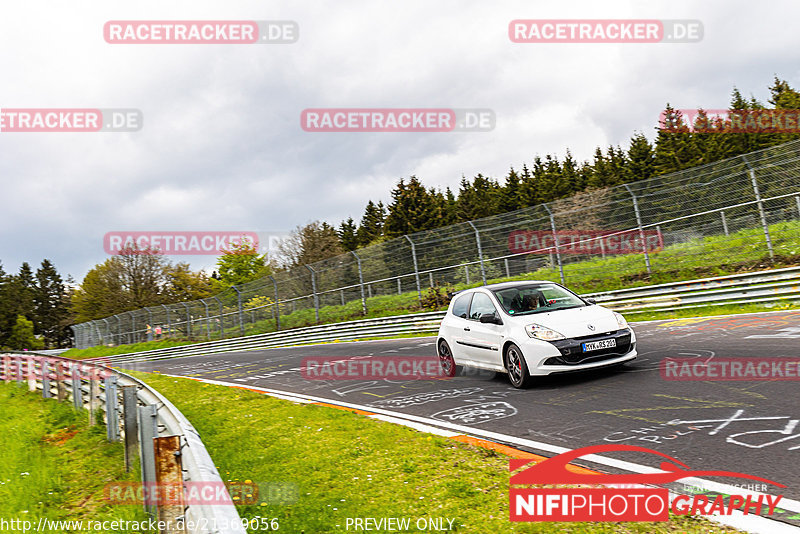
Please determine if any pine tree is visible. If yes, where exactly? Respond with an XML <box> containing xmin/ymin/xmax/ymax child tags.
<box><xmin>627</xmin><ymin>133</ymin><xmax>656</xmax><ymax>182</ymax></box>
<box><xmin>498</xmin><ymin>167</ymin><xmax>521</xmax><ymax>213</ymax></box>
<box><xmin>384</xmin><ymin>177</ymin><xmax>440</xmax><ymax>236</ymax></box>
<box><xmin>357</xmin><ymin>200</ymin><xmax>386</xmax><ymax>246</ymax></box>
<box><xmin>337</xmin><ymin>217</ymin><xmax>359</xmax><ymax>251</ymax></box>
<box><xmin>34</xmin><ymin>259</ymin><xmax>68</xmax><ymax>348</ymax></box>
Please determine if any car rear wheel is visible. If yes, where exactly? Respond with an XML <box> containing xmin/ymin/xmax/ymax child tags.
<box><xmin>505</xmin><ymin>343</ymin><xmax>532</xmax><ymax>388</ymax></box>
<box><xmin>438</xmin><ymin>340</ymin><xmax>456</xmax><ymax>377</ymax></box>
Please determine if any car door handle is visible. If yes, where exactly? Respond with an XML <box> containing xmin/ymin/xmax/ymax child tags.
<box><xmin>464</xmin><ymin>327</ymin><xmax>470</xmax><ymax>331</ymax></box>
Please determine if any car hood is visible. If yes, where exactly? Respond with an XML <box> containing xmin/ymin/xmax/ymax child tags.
<box><xmin>508</xmin><ymin>305</ymin><xmax>619</xmax><ymax>338</ymax></box>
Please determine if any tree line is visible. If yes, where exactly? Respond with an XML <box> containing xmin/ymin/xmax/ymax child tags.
<box><xmin>335</xmin><ymin>78</ymin><xmax>800</xmax><ymax>250</ymax></box>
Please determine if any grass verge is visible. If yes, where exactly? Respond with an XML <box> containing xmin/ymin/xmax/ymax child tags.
<box><xmin>130</xmin><ymin>371</ymin><xmax>744</xmax><ymax>534</ymax></box>
<box><xmin>0</xmin><ymin>382</ymin><xmax>150</xmax><ymax>533</ymax></box>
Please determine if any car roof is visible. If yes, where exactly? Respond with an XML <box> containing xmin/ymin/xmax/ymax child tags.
<box><xmin>461</xmin><ymin>280</ymin><xmax>557</xmax><ymax>292</ymax></box>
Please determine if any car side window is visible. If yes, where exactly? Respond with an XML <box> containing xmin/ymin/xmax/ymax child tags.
<box><xmin>468</xmin><ymin>292</ymin><xmax>496</xmax><ymax>320</ymax></box>
<box><xmin>451</xmin><ymin>293</ymin><xmax>471</xmax><ymax>318</ymax></box>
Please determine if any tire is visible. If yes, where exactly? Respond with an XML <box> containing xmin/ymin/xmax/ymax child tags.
<box><xmin>505</xmin><ymin>343</ymin><xmax>532</xmax><ymax>389</ymax></box>
<box><xmin>438</xmin><ymin>340</ymin><xmax>457</xmax><ymax>377</ymax></box>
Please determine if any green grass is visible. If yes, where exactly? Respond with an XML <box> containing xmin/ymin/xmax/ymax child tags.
<box><xmin>128</xmin><ymin>371</ymin><xmax>742</xmax><ymax>533</ymax></box>
<box><xmin>0</xmin><ymin>382</ymin><xmax>151</xmax><ymax>533</ymax></box>
<box><xmin>64</xmin><ymin>220</ymin><xmax>800</xmax><ymax>360</ymax></box>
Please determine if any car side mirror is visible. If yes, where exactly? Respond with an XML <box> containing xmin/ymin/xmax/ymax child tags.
<box><xmin>585</xmin><ymin>298</ymin><xmax>596</xmax><ymax>305</ymax></box>
<box><xmin>480</xmin><ymin>312</ymin><xmax>502</xmax><ymax>325</ymax></box>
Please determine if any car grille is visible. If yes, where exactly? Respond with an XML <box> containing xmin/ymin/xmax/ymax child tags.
<box><xmin>544</xmin><ymin>329</ymin><xmax>632</xmax><ymax>366</ymax></box>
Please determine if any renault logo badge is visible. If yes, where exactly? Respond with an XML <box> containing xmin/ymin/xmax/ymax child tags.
<box><xmin>587</xmin><ymin>324</ymin><xmax>596</xmax><ymax>331</ymax></box>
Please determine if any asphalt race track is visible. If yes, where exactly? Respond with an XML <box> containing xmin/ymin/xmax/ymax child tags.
<box><xmin>124</xmin><ymin>310</ymin><xmax>800</xmax><ymax>526</ymax></box>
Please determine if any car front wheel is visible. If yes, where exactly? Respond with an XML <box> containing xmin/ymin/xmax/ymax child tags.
<box><xmin>505</xmin><ymin>343</ymin><xmax>532</xmax><ymax>388</ymax></box>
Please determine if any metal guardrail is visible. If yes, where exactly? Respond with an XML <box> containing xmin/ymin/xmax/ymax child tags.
<box><xmin>88</xmin><ymin>266</ymin><xmax>800</xmax><ymax>366</ymax></box>
<box><xmin>0</xmin><ymin>352</ymin><xmax>246</xmax><ymax>534</ymax></box>
<box><xmin>586</xmin><ymin>265</ymin><xmax>800</xmax><ymax>313</ymax></box>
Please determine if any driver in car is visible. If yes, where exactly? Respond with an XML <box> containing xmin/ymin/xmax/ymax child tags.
<box><xmin>521</xmin><ymin>293</ymin><xmax>541</xmax><ymax>312</ymax></box>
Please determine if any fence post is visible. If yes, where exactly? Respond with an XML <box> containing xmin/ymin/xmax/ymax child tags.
<box><xmin>129</xmin><ymin>311</ymin><xmax>135</xmax><ymax>344</ymax></box>
<box><xmin>622</xmin><ymin>184</ymin><xmax>652</xmax><ymax>276</ymax></box>
<box><xmin>202</xmin><ymin>300</ymin><xmax>211</xmax><ymax>340</ymax></box>
<box><xmin>214</xmin><ymin>297</ymin><xmax>224</xmax><ymax>339</ymax></box>
<box><xmin>796</xmin><ymin>195</ymin><xmax>800</xmax><ymax>218</ymax></box>
<box><xmin>181</xmin><ymin>302</ymin><xmax>191</xmax><ymax>340</ymax></box>
<box><xmin>504</xmin><ymin>258</ymin><xmax>510</xmax><ymax>278</ymax></box>
<box><xmin>231</xmin><ymin>286</ymin><xmax>245</xmax><ymax>336</ymax></box>
<box><xmin>269</xmin><ymin>276</ymin><xmax>281</xmax><ymax>330</ymax></box>
<box><xmin>543</xmin><ymin>203</ymin><xmax>566</xmax><ymax>284</ymax></box>
<box><xmin>105</xmin><ymin>375</ymin><xmax>120</xmax><ymax>442</ymax></box>
<box><xmin>465</xmin><ymin>265</ymin><xmax>470</xmax><ymax>285</ymax></box>
<box><xmin>115</xmin><ymin>314</ymin><xmax>122</xmax><ymax>346</ymax></box>
<box><xmin>102</xmin><ymin>318</ymin><xmax>110</xmax><ymax>345</ymax></box>
<box><xmin>467</xmin><ymin>221</ymin><xmax>487</xmax><ymax>285</ymax></box>
<box><xmin>403</xmin><ymin>235</ymin><xmax>423</xmax><ymax>306</ymax></box>
<box><xmin>146</xmin><ymin>308</ymin><xmax>153</xmax><ymax>342</ymax></box>
<box><xmin>749</xmin><ymin>168</ymin><xmax>775</xmax><ymax>261</ymax></box>
<box><xmin>122</xmin><ymin>385</ymin><xmax>139</xmax><ymax>472</ymax></box>
<box><xmin>305</xmin><ymin>265</ymin><xmax>320</xmax><ymax>323</ymax></box>
<box><xmin>71</xmin><ymin>363</ymin><xmax>82</xmax><ymax>410</ymax></box>
<box><xmin>397</xmin><ymin>277</ymin><xmax>402</xmax><ymax>295</ymax></box>
<box><xmin>153</xmin><ymin>435</ymin><xmax>185</xmax><ymax>531</ymax></box>
<box><xmin>138</xmin><ymin>404</ymin><xmax>159</xmax><ymax>517</ymax></box>
<box><xmin>351</xmin><ymin>251</ymin><xmax>368</xmax><ymax>316</ymax></box>
<box><xmin>721</xmin><ymin>210</ymin><xmax>729</xmax><ymax>236</ymax></box>
<box><xmin>88</xmin><ymin>367</ymin><xmax>100</xmax><ymax>425</ymax></box>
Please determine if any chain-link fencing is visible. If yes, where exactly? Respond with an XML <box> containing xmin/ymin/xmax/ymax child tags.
<box><xmin>72</xmin><ymin>140</ymin><xmax>800</xmax><ymax>349</ymax></box>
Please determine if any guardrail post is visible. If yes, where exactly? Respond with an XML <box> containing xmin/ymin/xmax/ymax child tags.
<box><xmin>721</xmin><ymin>210</ymin><xmax>729</xmax><ymax>236</ymax></box>
<box><xmin>88</xmin><ymin>367</ymin><xmax>99</xmax><ymax>425</ymax></box>
<box><xmin>105</xmin><ymin>375</ymin><xmax>120</xmax><ymax>442</ymax></box>
<box><xmin>351</xmin><ymin>251</ymin><xmax>368</xmax><ymax>316</ymax></box>
<box><xmin>622</xmin><ymin>185</ymin><xmax>652</xmax><ymax>276</ymax></box>
<box><xmin>269</xmin><ymin>276</ymin><xmax>281</xmax><ymax>330</ymax></box>
<box><xmin>56</xmin><ymin>361</ymin><xmax>67</xmax><ymax>401</ymax></box>
<box><xmin>543</xmin><ymin>203</ymin><xmax>566</xmax><ymax>284</ymax></box>
<box><xmin>154</xmin><ymin>435</ymin><xmax>185</xmax><ymax>532</ymax></box>
<box><xmin>742</xmin><ymin>156</ymin><xmax>775</xmax><ymax>261</ymax></box>
<box><xmin>404</xmin><ymin>235</ymin><xmax>423</xmax><ymax>306</ymax></box>
<box><xmin>231</xmin><ymin>286</ymin><xmax>245</xmax><ymax>335</ymax></box>
<box><xmin>42</xmin><ymin>358</ymin><xmax>51</xmax><ymax>398</ymax></box>
<box><xmin>3</xmin><ymin>355</ymin><xmax>10</xmax><ymax>383</ymax></box>
<box><xmin>182</xmin><ymin>302</ymin><xmax>191</xmax><ymax>340</ymax></box>
<box><xmin>397</xmin><ymin>277</ymin><xmax>402</xmax><ymax>295</ymax></box>
<box><xmin>71</xmin><ymin>363</ymin><xmax>82</xmax><ymax>410</ymax></box>
<box><xmin>796</xmin><ymin>195</ymin><xmax>800</xmax><ymax>218</ymax></box>
<box><xmin>340</xmin><ymin>289</ymin><xmax>345</xmax><ymax>306</ymax></box>
<box><xmin>467</xmin><ymin>221</ymin><xmax>487</xmax><ymax>285</ymax></box>
<box><xmin>27</xmin><ymin>356</ymin><xmax>37</xmax><ymax>392</ymax></box>
<box><xmin>504</xmin><ymin>258</ymin><xmax>510</xmax><ymax>278</ymax></box>
<box><xmin>122</xmin><ymin>385</ymin><xmax>139</xmax><ymax>472</ymax></box>
<box><xmin>305</xmin><ymin>265</ymin><xmax>320</xmax><ymax>323</ymax></box>
<box><xmin>138</xmin><ymin>404</ymin><xmax>159</xmax><ymax>517</ymax></box>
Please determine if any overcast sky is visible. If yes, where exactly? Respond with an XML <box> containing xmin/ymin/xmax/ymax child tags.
<box><xmin>1</xmin><ymin>0</ymin><xmax>799</xmax><ymax>282</ymax></box>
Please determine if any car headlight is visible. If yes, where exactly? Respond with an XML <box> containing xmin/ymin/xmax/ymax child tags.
<box><xmin>525</xmin><ymin>323</ymin><xmax>565</xmax><ymax>341</ymax></box>
<box><xmin>614</xmin><ymin>312</ymin><xmax>629</xmax><ymax>329</ymax></box>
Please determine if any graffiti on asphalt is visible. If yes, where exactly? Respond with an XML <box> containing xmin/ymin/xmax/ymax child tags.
<box><xmin>667</xmin><ymin>409</ymin><xmax>800</xmax><ymax>450</ymax></box>
<box><xmin>369</xmin><ymin>387</ymin><xmax>484</xmax><ymax>408</ymax></box>
<box><xmin>431</xmin><ymin>401</ymin><xmax>518</xmax><ymax>424</ymax></box>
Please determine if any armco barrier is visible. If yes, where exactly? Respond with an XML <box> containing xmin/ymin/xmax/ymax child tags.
<box><xmin>0</xmin><ymin>353</ymin><xmax>246</xmax><ymax>534</ymax></box>
<box><xmin>90</xmin><ymin>267</ymin><xmax>800</xmax><ymax>367</ymax></box>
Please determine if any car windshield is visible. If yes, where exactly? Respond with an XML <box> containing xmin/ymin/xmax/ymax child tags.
<box><xmin>491</xmin><ymin>283</ymin><xmax>586</xmax><ymax>316</ymax></box>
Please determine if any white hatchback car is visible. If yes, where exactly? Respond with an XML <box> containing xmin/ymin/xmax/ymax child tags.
<box><xmin>436</xmin><ymin>281</ymin><xmax>637</xmax><ymax>388</ymax></box>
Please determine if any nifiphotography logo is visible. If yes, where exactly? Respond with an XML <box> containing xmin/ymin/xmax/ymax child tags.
<box><xmin>510</xmin><ymin>444</ymin><xmax>784</xmax><ymax>522</ymax></box>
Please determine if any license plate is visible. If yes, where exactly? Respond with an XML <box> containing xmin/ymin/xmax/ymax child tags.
<box><xmin>582</xmin><ymin>339</ymin><xmax>616</xmax><ymax>352</ymax></box>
